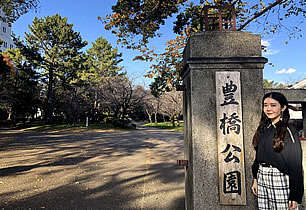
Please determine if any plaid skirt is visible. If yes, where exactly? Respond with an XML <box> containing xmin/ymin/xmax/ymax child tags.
<box><xmin>257</xmin><ymin>164</ymin><xmax>290</xmax><ymax>210</ymax></box>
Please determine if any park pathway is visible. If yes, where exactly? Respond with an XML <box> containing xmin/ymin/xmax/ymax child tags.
<box><xmin>0</xmin><ymin>124</ymin><xmax>185</xmax><ymax>209</ymax></box>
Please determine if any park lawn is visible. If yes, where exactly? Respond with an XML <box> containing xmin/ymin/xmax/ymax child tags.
<box><xmin>143</xmin><ymin>122</ymin><xmax>184</xmax><ymax>131</ymax></box>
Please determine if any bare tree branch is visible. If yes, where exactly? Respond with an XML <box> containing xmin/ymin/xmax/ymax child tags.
<box><xmin>237</xmin><ymin>0</ymin><xmax>286</xmax><ymax>31</ymax></box>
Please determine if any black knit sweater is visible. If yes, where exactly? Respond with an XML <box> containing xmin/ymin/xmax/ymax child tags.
<box><xmin>252</xmin><ymin>123</ymin><xmax>304</xmax><ymax>203</ymax></box>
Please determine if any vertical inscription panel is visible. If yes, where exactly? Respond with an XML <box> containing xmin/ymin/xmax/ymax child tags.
<box><xmin>215</xmin><ymin>72</ymin><xmax>246</xmax><ymax>205</ymax></box>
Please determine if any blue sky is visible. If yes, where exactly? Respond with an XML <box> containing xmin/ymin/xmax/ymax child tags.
<box><xmin>12</xmin><ymin>0</ymin><xmax>306</xmax><ymax>87</ymax></box>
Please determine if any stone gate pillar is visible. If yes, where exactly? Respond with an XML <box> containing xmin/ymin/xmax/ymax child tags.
<box><xmin>181</xmin><ymin>31</ymin><xmax>267</xmax><ymax>209</ymax></box>
<box><xmin>303</xmin><ymin>102</ymin><xmax>306</xmax><ymax>138</ymax></box>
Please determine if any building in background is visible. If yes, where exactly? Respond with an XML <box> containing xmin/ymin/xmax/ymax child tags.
<box><xmin>289</xmin><ymin>78</ymin><xmax>306</xmax><ymax>89</ymax></box>
<box><xmin>288</xmin><ymin>77</ymin><xmax>305</xmax><ymax>120</ymax></box>
<box><xmin>0</xmin><ymin>9</ymin><xmax>15</xmax><ymax>52</ymax></box>
<box><xmin>287</xmin><ymin>78</ymin><xmax>305</xmax><ymax>137</ymax></box>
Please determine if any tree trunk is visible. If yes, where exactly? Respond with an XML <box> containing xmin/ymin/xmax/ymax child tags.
<box><xmin>145</xmin><ymin>109</ymin><xmax>152</xmax><ymax>123</ymax></box>
<box><xmin>7</xmin><ymin>107</ymin><xmax>11</xmax><ymax>121</ymax></box>
<box><xmin>47</xmin><ymin>68</ymin><xmax>54</xmax><ymax>123</ymax></box>
<box><xmin>154</xmin><ymin>113</ymin><xmax>158</xmax><ymax>125</ymax></box>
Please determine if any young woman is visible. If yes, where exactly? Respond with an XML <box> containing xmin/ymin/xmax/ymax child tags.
<box><xmin>251</xmin><ymin>92</ymin><xmax>303</xmax><ymax>209</ymax></box>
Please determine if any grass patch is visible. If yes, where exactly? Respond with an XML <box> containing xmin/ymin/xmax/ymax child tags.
<box><xmin>14</xmin><ymin>122</ymin><xmax>119</xmax><ymax>132</ymax></box>
<box><xmin>143</xmin><ymin>122</ymin><xmax>184</xmax><ymax>131</ymax></box>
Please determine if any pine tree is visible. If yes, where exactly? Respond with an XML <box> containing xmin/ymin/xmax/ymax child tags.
<box><xmin>76</xmin><ymin>36</ymin><xmax>124</xmax><ymax>122</ymax></box>
<box><xmin>84</xmin><ymin>36</ymin><xmax>124</xmax><ymax>82</ymax></box>
<box><xmin>18</xmin><ymin>14</ymin><xmax>87</xmax><ymax>123</ymax></box>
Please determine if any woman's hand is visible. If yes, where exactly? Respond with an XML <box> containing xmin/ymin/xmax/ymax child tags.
<box><xmin>288</xmin><ymin>201</ymin><xmax>297</xmax><ymax>209</ymax></box>
<box><xmin>251</xmin><ymin>179</ymin><xmax>258</xmax><ymax>196</ymax></box>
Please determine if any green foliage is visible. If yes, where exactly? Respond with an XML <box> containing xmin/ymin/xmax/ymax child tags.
<box><xmin>1</xmin><ymin>12</ymin><xmax>148</xmax><ymax>125</ymax></box>
<box><xmin>102</xmin><ymin>0</ymin><xmax>306</xmax><ymax>91</ymax></box>
<box><xmin>16</xmin><ymin>13</ymin><xmax>88</xmax><ymax>122</ymax></box>
<box><xmin>149</xmin><ymin>73</ymin><xmax>174</xmax><ymax>97</ymax></box>
<box><xmin>103</xmin><ymin>0</ymin><xmax>306</xmax><ymax>49</ymax></box>
<box><xmin>71</xmin><ymin>37</ymin><xmax>127</xmax><ymax>124</ymax></box>
<box><xmin>24</xmin><ymin>14</ymin><xmax>87</xmax><ymax>76</ymax></box>
<box><xmin>82</xmin><ymin>36</ymin><xmax>124</xmax><ymax>82</ymax></box>
<box><xmin>173</xmin><ymin>3</ymin><xmax>205</xmax><ymax>34</ymax></box>
<box><xmin>263</xmin><ymin>79</ymin><xmax>288</xmax><ymax>88</ymax></box>
<box><xmin>101</xmin><ymin>0</ymin><xmax>186</xmax><ymax>49</ymax></box>
<box><xmin>0</xmin><ymin>0</ymin><xmax>39</xmax><ymax>23</ymax></box>
<box><xmin>148</xmin><ymin>35</ymin><xmax>185</xmax><ymax>96</ymax></box>
<box><xmin>1</xmin><ymin>48</ymin><xmax>41</xmax><ymax>123</ymax></box>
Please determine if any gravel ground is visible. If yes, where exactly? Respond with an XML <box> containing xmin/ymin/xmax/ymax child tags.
<box><xmin>0</xmin><ymin>125</ymin><xmax>185</xmax><ymax>210</ymax></box>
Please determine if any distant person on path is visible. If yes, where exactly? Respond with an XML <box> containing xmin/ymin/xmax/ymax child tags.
<box><xmin>251</xmin><ymin>92</ymin><xmax>303</xmax><ymax>209</ymax></box>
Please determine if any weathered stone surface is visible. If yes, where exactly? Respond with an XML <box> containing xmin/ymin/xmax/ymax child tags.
<box><xmin>183</xmin><ymin>31</ymin><xmax>262</xmax><ymax>61</ymax></box>
<box><xmin>182</xmin><ymin>31</ymin><xmax>267</xmax><ymax>209</ymax></box>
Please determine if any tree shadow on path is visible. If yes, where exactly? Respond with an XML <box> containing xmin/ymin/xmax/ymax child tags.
<box><xmin>0</xmin><ymin>127</ymin><xmax>185</xmax><ymax>209</ymax></box>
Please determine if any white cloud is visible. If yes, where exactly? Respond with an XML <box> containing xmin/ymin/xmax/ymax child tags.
<box><xmin>287</xmin><ymin>68</ymin><xmax>297</xmax><ymax>74</ymax></box>
<box><xmin>261</xmin><ymin>40</ymin><xmax>271</xmax><ymax>47</ymax></box>
<box><xmin>261</xmin><ymin>39</ymin><xmax>280</xmax><ymax>56</ymax></box>
<box><xmin>276</xmin><ymin>68</ymin><xmax>297</xmax><ymax>74</ymax></box>
<box><xmin>276</xmin><ymin>69</ymin><xmax>286</xmax><ymax>74</ymax></box>
<box><xmin>263</xmin><ymin>49</ymin><xmax>280</xmax><ymax>56</ymax></box>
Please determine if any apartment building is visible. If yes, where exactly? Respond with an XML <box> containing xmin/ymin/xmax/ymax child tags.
<box><xmin>0</xmin><ymin>9</ymin><xmax>15</xmax><ymax>52</ymax></box>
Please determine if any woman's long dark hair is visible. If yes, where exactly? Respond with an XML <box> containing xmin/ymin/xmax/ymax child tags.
<box><xmin>252</xmin><ymin>92</ymin><xmax>290</xmax><ymax>152</ymax></box>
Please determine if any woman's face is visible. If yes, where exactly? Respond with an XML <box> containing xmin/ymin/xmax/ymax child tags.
<box><xmin>263</xmin><ymin>97</ymin><xmax>286</xmax><ymax>124</ymax></box>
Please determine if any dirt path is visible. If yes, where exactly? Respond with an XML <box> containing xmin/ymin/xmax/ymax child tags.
<box><xmin>0</xmin><ymin>125</ymin><xmax>185</xmax><ymax>209</ymax></box>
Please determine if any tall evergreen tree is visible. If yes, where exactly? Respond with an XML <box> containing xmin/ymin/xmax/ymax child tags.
<box><xmin>84</xmin><ymin>36</ymin><xmax>124</xmax><ymax>81</ymax></box>
<box><xmin>18</xmin><ymin>14</ymin><xmax>87</xmax><ymax>123</ymax></box>
<box><xmin>77</xmin><ymin>36</ymin><xmax>124</xmax><ymax>122</ymax></box>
